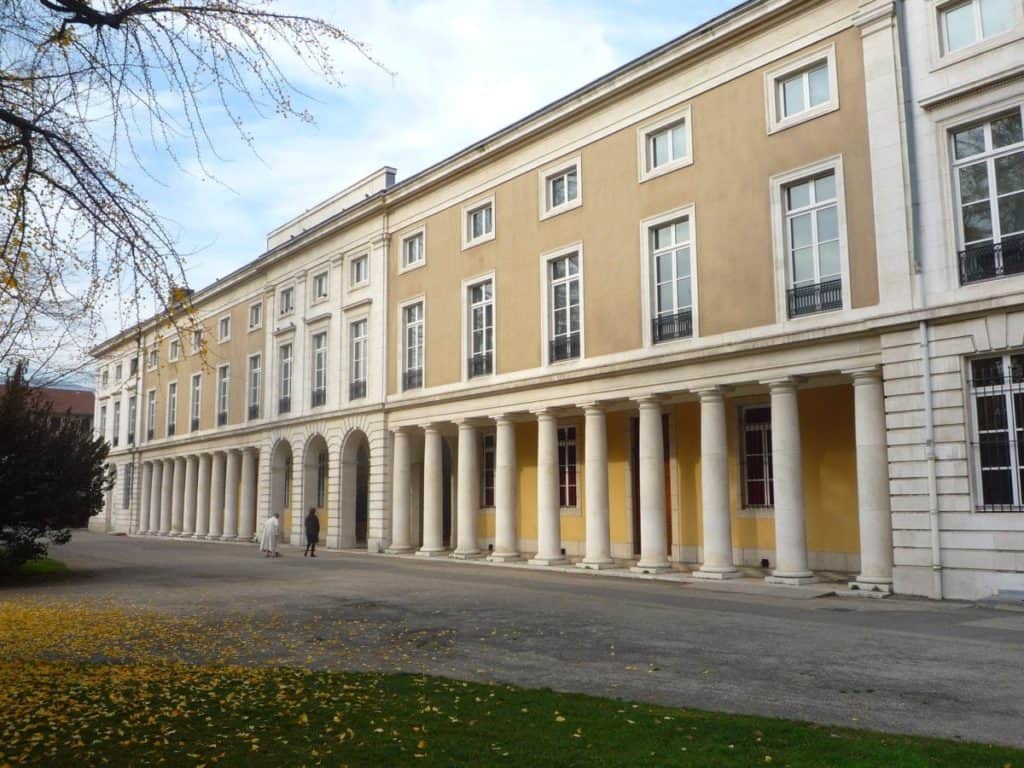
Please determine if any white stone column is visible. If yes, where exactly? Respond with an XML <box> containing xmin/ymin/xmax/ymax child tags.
<box><xmin>453</xmin><ymin>420</ymin><xmax>481</xmax><ymax>559</ymax></box>
<box><xmin>239</xmin><ymin>448</ymin><xmax>258</xmax><ymax>541</ymax></box>
<box><xmin>580</xmin><ymin>403</ymin><xmax>614</xmax><ymax>569</ymax></box>
<box><xmin>387</xmin><ymin>428</ymin><xmax>414</xmax><ymax>553</ymax></box>
<box><xmin>209</xmin><ymin>451</ymin><xmax>226</xmax><ymax>539</ymax></box>
<box><xmin>695</xmin><ymin>388</ymin><xmax>740</xmax><ymax>579</ymax></box>
<box><xmin>766</xmin><ymin>379</ymin><xmax>815</xmax><ymax>584</ymax></box>
<box><xmin>850</xmin><ymin>368</ymin><xmax>894</xmax><ymax>592</ymax></box>
<box><xmin>489</xmin><ymin>415</ymin><xmax>520</xmax><ymax>562</ymax></box>
<box><xmin>632</xmin><ymin>397</ymin><xmax>670</xmax><ymax>572</ymax></box>
<box><xmin>530</xmin><ymin>409</ymin><xmax>565</xmax><ymax>565</ymax></box>
<box><xmin>159</xmin><ymin>458</ymin><xmax>174</xmax><ymax>535</ymax></box>
<box><xmin>171</xmin><ymin>456</ymin><xmax>186</xmax><ymax>535</ymax></box>
<box><xmin>418</xmin><ymin>425</ymin><xmax>446</xmax><ymax>556</ymax></box>
<box><xmin>195</xmin><ymin>453</ymin><xmax>212</xmax><ymax>537</ymax></box>
<box><xmin>223</xmin><ymin>449</ymin><xmax>241</xmax><ymax>540</ymax></box>
<box><xmin>183</xmin><ymin>455</ymin><xmax>198</xmax><ymax>535</ymax></box>
<box><xmin>148</xmin><ymin>460</ymin><xmax>163</xmax><ymax>534</ymax></box>
<box><xmin>138</xmin><ymin>462</ymin><xmax>152</xmax><ymax>535</ymax></box>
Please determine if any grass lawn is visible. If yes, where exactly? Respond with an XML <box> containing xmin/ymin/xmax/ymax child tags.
<box><xmin>0</xmin><ymin>664</ymin><xmax>1020</xmax><ymax>768</ymax></box>
<box><xmin>0</xmin><ymin>557</ymin><xmax>68</xmax><ymax>583</ymax></box>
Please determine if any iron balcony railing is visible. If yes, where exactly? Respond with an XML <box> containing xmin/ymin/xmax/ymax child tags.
<box><xmin>403</xmin><ymin>368</ymin><xmax>423</xmax><ymax>391</ymax></box>
<box><xmin>468</xmin><ymin>352</ymin><xmax>493</xmax><ymax>378</ymax></box>
<box><xmin>217</xmin><ymin>411</ymin><xmax>227</xmax><ymax>426</ymax></box>
<box><xmin>549</xmin><ymin>332</ymin><xmax>581</xmax><ymax>363</ymax></box>
<box><xmin>190</xmin><ymin>417</ymin><xmax>199</xmax><ymax>432</ymax></box>
<box><xmin>959</xmin><ymin>235</ymin><xmax>1024</xmax><ymax>285</ymax></box>
<box><xmin>652</xmin><ymin>309</ymin><xmax>693</xmax><ymax>343</ymax></box>
<box><xmin>349</xmin><ymin>380</ymin><xmax>366</xmax><ymax>400</ymax></box>
<box><xmin>278</xmin><ymin>396</ymin><xmax>291</xmax><ymax>415</ymax></box>
<box><xmin>311</xmin><ymin>388</ymin><xmax>326</xmax><ymax>407</ymax></box>
<box><xmin>248</xmin><ymin>404</ymin><xmax>259</xmax><ymax>421</ymax></box>
<box><xmin>787</xmin><ymin>278</ymin><xmax>842</xmax><ymax>318</ymax></box>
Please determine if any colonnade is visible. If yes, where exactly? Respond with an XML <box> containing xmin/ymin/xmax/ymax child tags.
<box><xmin>136</xmin><ymin>447</ymin><xmax>260</xmax><ymax>540</ymax></box>
<box><xmin>388</xmin><ymin>370</ymin><xmax>894</xmax><ymax>588</ymax></box>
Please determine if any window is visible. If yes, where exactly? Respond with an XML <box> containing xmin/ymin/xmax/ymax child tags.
<box><xmin>248</xmin><ymin>354</ymin><xmax>261</xmax><ymax>420</ymax></box>
<box><xmin>481</xmin><ymin>433</ymin><xmax>496</xmax><ymax>508</ymax></box>
<box><xmin>191</xmin><ymin>329</ymin><xmax>203</xmax><ymax>354</ymax></box>
<box><xmin>101</xmin><ymin>368</ymin><xmax>109</xmax><ymax>387</ymax></box>
<box><xmin>969</xmin><ymin>353</ymin><xmax>1024</xmax><ymax>509</ymax></box>
<box><xmin>401</xmin><ymin>231</ymin><xmax>425</xmax><ymax>269</ymax></box>
<box><xmin>648</xmin><ymin>215</ymin><xmax>694</xmax><ymax>343</ymax></box>
<box><xmin>129</xmin><ymin>357</ymin><xmax>138</xmax><ymax>376</ymax></box>
<box><xmin>463</xmin><ymin>199</ymin><xmax>495</xmax><ymax>248</ymax></box>
<box><xmin>639</xmin><ymin>109</ymin><xmax>693</xmax><ymax>181</ymax></box>
<box><xmin>557</xmin><ymin>426</ymin><xmax>578</xmax><ymax>508</ymax></box>
<box><xmin>216</xmin><ymin>365</ymin><xmax>229</xmax><ymax>425</ymax></box>
<box><xmin>953</xmin><ymin>108</ymin><xmax>1024</xmax><ymax>284</ymax></box>
<box><xmin>279</xmin><ymin>287</ymin><xmax>295</xmax><ymax>316</ymax></box>
<box><xmin>765</xmin><ymin>46</ymin><xmax>838</xmax><ymax>134</ymax></box>
<box><xmin>218</xmin><ymin>315</ymin><xmax>231</xmax><ymax>341</ymax></box>
<box><xmin>467</xmin><ymin>279</ymin><xmax>494</xmax><ymax>378</ymax></box>
<box><xmin>114</xmin><ymin>363</ymin><xmax>122</xmax><ymax>382</ymax></box>
<box><xmin>112</xmin><ymin>401</ymin><xmax>120</xmax><ymax>447</ymax></box>
<box><xmin>166</xmin><ymin>382</ymin><xmax>177</xmax><ymax>436</ymax></box>
<box><xmin>402</xmin><ymin>302</ymin><xmax>424</xmax><ymax>390</ymax></box>
<box><xmin>312</xmin><ymin>270</ymin><xmax>329</xmax><ymax>301</ymax></box>
<box><xmin>783</xmin><ymin>170</ymin><xmax>843</xmax><ymax>317</ymax></box>
<box><xmin>278</xmin><ymin>343</ymin><xmax>293</xmax><ymax>414</ymax></box>
<box><xmin>122</xmin><ymin>463</ymin><xmax>133</xmax><ymax>510</ymax></box>
<box><xmin>146</xmin><ymin>390</ymin><xmax>156</xmax><ymax>441</ymax></box>
<box><xmin>541</xmin><ymin>158</ymin><xmax>582</xmax><ymax>217</ymax></box>
<box><xmin>311</xmin><ymin>331</ymin><xmax>327</xmax><ymax>407</ymax></box>
<box><xmin>190</xmin><ymin>373</ymin><xmax>201</xmax><ymax>432</ymax></box>
<box><xmin>168</xmin><ymin>338</ymin><xmax>180</xmax><ymax>362</ymax></box>
<box><xmin>941</xmin><ymin>0</ymin><xmax>1015</xmax><ymax>54</ymax></box>
<box><xmin>99</xmin><ymin>404</ymin><xmax>107</xmax><ymax>440</ymax></box>
<box><xmin>547</xmin><ymin>251</ymin><xmax>582</xmax><ymax>363</ymax></box>
<box><xmin>742</xmin><ymin>406</ymin><xmax>774</xmax><ymax>508</ymax></box>
<box><xmin>350</xmin><ymin>319</ymin><xmax>367</xmax><ymax>400</ymax></box>
<box><xmin>350</xmin><ymin>254</ymin><xmax>369</xmax><ymax>286</ymax></box>
<box><xmin>316</xmin><ymin>452</ymin><xmax>327</xmax><ymax>508</ymax></box>
<box><xmin>127</xmin><ymin>395</ymin><xmax>137</xmax><ymax>445</ymax></box>
<box><xmin>249</xmin><ymin>302</ymin><xmax>262</xmax><ymax>330</ymax></box>
<box><xmin>147</xmin><ymin>347</ymin><xmax>158</xmax><ymax>370</ymax></box>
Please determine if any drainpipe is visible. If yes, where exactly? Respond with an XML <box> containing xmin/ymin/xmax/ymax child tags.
<box><xmin>896</xmin><ymin>0</ymin><xmax>943</xmax><ymax>599</ymax></box>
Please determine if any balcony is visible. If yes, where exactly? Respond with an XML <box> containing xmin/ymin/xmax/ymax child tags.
<box><xmin>786</xmin><ymin>278</ymin><xmax>842</xmax><ymax>318</ymax></box>
<box><xmin>652</xmin><ymin>309</ymin><xmax>693</xmax><ymax>344</ymax></box>
<box><xmin>349</xmin><ymin>380</ymin><xmax>366</xmax><ymax>400</ymax></box>
<box><xmin>311</xmin><ymin>388</ymin><xmax>326</xmax><ymax>408</ymax></box>
<box><xmin>248</xmin><ymin>404</ymin><xmax>260</xmax><ymax>421</ymax></box>
<box><xmin>190</xmin><ymin>417</ymin><xmax>199</xmax><ymax>432</ymax></box>
<box><xmin>217</xmin><ymin>411</ymin><xmax>227</xmax><ymax>426</ymax></box>
<box><xmin>278</xmin><ymin>396</ymin><xmax>291</xmax><ymax>415</ymax></box>
<box><xmin>959</xmin><ymin>236</ymin><xmax>1024</xmax><ymax>285</ymax></box>
<box><xmin>549</xmin><ymin>332</ymin><xmax>581</xmax><ymax>363</ymax></box>
<box><xmin>403</xmin><ymin>368</ymin><xmax>423</xmax><ymax>391</ymax></box>
<box><xmin>468</xmin><ymin>352</ymin><xmax>493</xmax><ymax>378</ymax></box>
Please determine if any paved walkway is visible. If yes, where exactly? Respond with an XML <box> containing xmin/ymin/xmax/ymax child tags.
<box><xmin>7</xmin><ymin>532</ymin><xmax>1024</xmax><ymax>747</ymax></box>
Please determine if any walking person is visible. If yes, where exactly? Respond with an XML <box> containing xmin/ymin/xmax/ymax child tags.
<box><xmin>259</xmin><ymin>512</ymin><xmax>281</xmax><ymax>558</ymax></box>
<box><xmin>304</xmin><ymin>507</ymin><xmax>320</xmax><ymax>557</ymax></box>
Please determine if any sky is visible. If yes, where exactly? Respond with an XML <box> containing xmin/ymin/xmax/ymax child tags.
<box><xmin>113</xmin><ymin>0</ymin><xmax>739</xmax><ymax>335</ymax></box>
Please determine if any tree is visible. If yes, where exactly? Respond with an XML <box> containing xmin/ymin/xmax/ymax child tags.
<box><xmin>0</xmin><ymin>1</ymin><xmax>380</xmax><ymax>382</ymax></box>
<box><xmin>0</xmin><ymin>360</ymin><xmax>113</xmax><ymax>570</ymax></box>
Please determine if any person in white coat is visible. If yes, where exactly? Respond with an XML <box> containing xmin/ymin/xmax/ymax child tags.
<box><xmin>259</xmin><ymin>513</ymin><xmax>281</xmax><ymax>557</ymax></box>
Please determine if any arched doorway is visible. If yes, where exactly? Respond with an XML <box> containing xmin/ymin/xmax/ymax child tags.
<box><xmin>270</xmin><ymin>440</ymin><xmax>294</xmax><ymax>544</ymax></box>
<box><xmin>302</xmin><ymin>435</ymin><xmax>329</xmax><ymax>546</ymax></box>
<box><xmin>340</xmin><ymin>429</ymin><xmax>370</xmax><ymax>549</ymax></box>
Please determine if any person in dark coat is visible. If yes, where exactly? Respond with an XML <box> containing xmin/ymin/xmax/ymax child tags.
<box><xmin>304</xmin><ymin>508</ymin><xmax>320</xmax><ymax>557</ymax></box>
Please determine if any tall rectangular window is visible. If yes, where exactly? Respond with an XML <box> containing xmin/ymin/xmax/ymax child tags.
<box><xmin>650</xmin><ymin>217</ymin><xmax>694</xmax><ymax>343</ymax></box>
<box><xmin>548</xmin><ymin>252</ymin><xmax>581</xmax><ymax>362</ymax></box>
<box><xmin>279</xmin><ymin>343</ymin><xmax>293</xmax><ymax>414</ymax></box>
<box><xmin>468</xmin><ymin>279</ymin><xmax>494</xmax><ymax>377</ymax></box>
<box><xmin>350</xmin><ymin>319</ymin><xmax>367</xmax><ymax>400</ymax></box>
<box><xmin>969</xmin><ymin>353</ymin><xmax>1024</xmax><ymax>509</ymax></box>
<box><xmin>114</xmin><ymin>363</ymin><xmax>122</xmax><ymax>382</ymax></box>
<box><xmin>127</xmin><ymin>395</ymin><xmax>137</xmax><ymax>445</ymax></box>
<box><xmin>402</xmin><ymin>302</ymin><xmax>424</xmax><ymax>390</ymax></box>
<box><xmin>122</xmin><ymin>463</ymin><xmax>133</xmax><ymax>510</ymax></box>
<box><xmin>191</xmin><ymin>329</ymin><xmax>203</xmax><ymax>354</ymax></box>
<box><xmin>112</xmin><ymin>400</ymin><xmax>121</xmax><ymax>447</ymax></box>
<box><xmin>217</xmin><ymin>365</ymin><xmax>229</xmax><ymax>426</ymax></box>
<box><xmin>218</xmin><ymin>316</ymin><xmax>231</xmax><ymax>341</ymax></box>
<box><xmin>557</xmin><ymin>426</ymin><xmax>578</xmax><ymax>508</ymax></box>
<box><xmin>742</xmin><ymin>406</ymin><xmax>774</xmax><ymax>508</ymax></box>
<box><xmin>317</xmin><ymin>453</ymin><xmax>327</xmax><ymax>507</ymax></box>
<box><xmin>312</xmin><ymin>271</ymin><xmax>329</xmax><ymax>301</ymax></box>
<box><xmin>148</xmin><ymin>347</ymin><xmax>158</xmax><ymax>369</ymax></box>
<box><xmin>953</xmin><ymin>108</ymin><xmax>1024</xmax><ymax>284</ymax></box>
<box><xmin>99</xmin><ymin>404</ymin><xmax>107</xmax><ymax>439</ymax></box>
<box><xmin>402</xmin><ymin>232</ymin><xmax>424</xmax><ymax>268</ymax></box>
<box><xmin>481</xmin><ymin>433</ymin><xmax>496</xmax><ymax>507</ymax></box>
<box><xmin>784</xmin><ymin>171</ymin><xmax>842</xmax><ymax>317</ymax></box>
<box><xmin>166</xmin><ymin>382</ymin><xmax>177</xmax><ymax>436</ymax></box>
<box><xmin>248</xmin><ymin>354</ymin><xmax>261</xmax><ymax>420</ymax></box>
<box><xmin>546</xmin><ymin>165</ymin><xmax>579</xmax><ymax>211</ymax></box>
<box><xmin>942</xmin><ymin>0</ymin><xmax>1015</xmax><ymax>54</ymax></box>
<box><xmin>169</xmin><ymin>339</ymin><xmax>180</xmax><ymax>362</ymax></box>
<box><xmin>351</xmin><ymin>254</ymin><xmax>369</xmax><ymax>286</ymax></box>
<box><xmin>311</xmin><ymin>331</ymin><xmax>327</xmax><ymax>407</ymax></box>
<box><xmin>464</xmin><ymin>201</ymin><xmax>494</xmax><ymax>247</ymax></box>
<box><xmin>249</xmin><ymin>302</ymin><xmax>262</xmax><ymax>330</ymax></box>
<box><xmin>146</xmin><ymin>390</ymin><xmax>156</xmax><ymax>441</ymax></box>
<box><xmin>279</xmin><ymin>287</ymin><xmax>295</xmax><ymax>316</ymax></box>
<box><xmin>190</xmin><ymin>373</ymin><xmax>201</xmax><ymax>431</ymax></box>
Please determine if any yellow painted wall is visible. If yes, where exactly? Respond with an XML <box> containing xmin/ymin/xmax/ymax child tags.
<box><xmin>607</xmin><ymin>412</ymin><xmax>631</xmax><ymax>547</ymax></box>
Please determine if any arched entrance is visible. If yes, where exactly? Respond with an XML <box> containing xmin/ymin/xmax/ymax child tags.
<box><xmin>270</xmin><ymin>440</ymin><xmax>294</xmax><ymax>544</ymax></box>
<box><xmin>302</xmin><ymin>435</ymin><xmax>329</xmax><ymax>545</ymax></box>
<box><xmin>340</xmin><ymin>429</ymin><xmax>370</xmax><ymax>549</ymax></box>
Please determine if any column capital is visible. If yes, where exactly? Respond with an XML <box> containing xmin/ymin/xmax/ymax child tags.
<box><xmin>579</xmin><ymin>401</ymin><xmax>607</xmax><ymax>415</ymax></box>
<box><xmin>632</xmin><ymin>394</ymin><xmax>663</xmax><ymax>409</ymax></box>
<box><xmin>762</xmin><ymin>376</ymin><xmax>803</xmax><ymax>391</ymax></box>
<box><xmin>844</xmin><ymin>365</ymin><xmax>883</xmax><ymax>384</ymax></box>
<box><xmin>531</xmin><ymin>407</ymin><xmax>556</xmax><ymax>421</ymax></box>
<box><xmin>493</xmin><ymin>413</ymin><xmax>516</xmax><ymax>427</ymax></box>
<box><xmin>694</xmin><ymin>385</ymin><xmax>731</xmax><ymax>401</ymax></box>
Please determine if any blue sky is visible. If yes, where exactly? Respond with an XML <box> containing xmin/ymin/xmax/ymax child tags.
<box><xmin>116</xmin><ymin>0</ymin><xmax>738</xmax><ymax>333</ymax></box>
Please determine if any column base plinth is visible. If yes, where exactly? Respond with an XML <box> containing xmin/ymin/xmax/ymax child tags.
<box><xmin>631</xmin><ymin>560</ymin><xmax>671</xmax><ymax>574</ymax></box>
<box><xmin>385</xmin><ymin>546</ymin><xmax>415</xmax><ymax>555</ymax></box>
<box><xmin>528</xmin><ymin>555</ymin><xmax>567</xmax><ymax>566</ymax></box>
<box><xmin>692</xmin><ymin>567</ymin><xmax>742</xmax><ymax>581</ymax></box>
<box><xmin>220</xmin><ymin>535</ymin><xmax>238</xmax><ymax>542</ymax></box>
<box><xmin>157</xmin><ymin>531</ymin><xmax>171</xmax><ymax>537</ymax></box>
<box><xmin>450</xmin><ymin>550</ymin><xmax>483</xmax><ymax>560</ymax></box>
<box><xmin>416</xmin><ymin>548</ymin><xmax>449</xmax><ymax>558</ymax></box>
<box><xmin>488</xmin><ymin>552</ymin><xmax>521</xmax><ymax>563</ymax></box>
<box><xmin>578</xmin><ymin>559</ymin><xmax>616</xmax><ymax>570</ymax></box>
<box><xmin>766</xmin><ymin>571</ymin><xmax>817</xmax><ymax>586</ymax></box>
<box><xmin>848</xmin><ymin>579</ymin><xmax>893</xmax><ymax>595</ymax></box>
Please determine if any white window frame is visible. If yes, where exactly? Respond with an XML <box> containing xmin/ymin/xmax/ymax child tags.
<box><xmin>146</xmin><ymin>388</ymin><xmax>156</xmax><ymax>440</ymax></box>
<box><xmin>278</xmin><ymin>342</ymin><xmax>293</xmax><ymax>406</ymax></box>
<box><xmin>147</xmin><ymin>347</ymin><xmax>158</xmax><ymax>371</ymax></box>
<box><xmin>247</xmin><ymin>352</ymin><xmax>262</xmax><ymax>419</ymax></box>
<box><xmin>190</xmin><ymin>372</ymin><xmax>202</xmax><ymax>431</ymax></box>
<box><xmin>640</xmin><ymin>204</ymin><xmax>699</xmax><ymax>348</ymax></box>
<box><xmin>114</xmin><ymin>363</ymin><xmax>122</xmax><ymax>382</ymax></box>
<box><xmin>740</xmin><ymin>403</ymin><xmax>775</xmax><ymax>513</ymax></box>
<box><xmin>768</xmin><ymin>156</ymin><xmax>851</xmax><ymax>324</ymax></box>
<box><xmin>460</xmin><ymin>271</ymin><xmax>497</xmax><ymax>381</ymax></box>
<box><xmin>764</xmin><ymin>44</ymin><xmax>839</xmax><ymax>135</ymax></box>
<box><xmin>349</xmin><ymin>316</ymin><xmax>369</xmax><ymax>398</ymax></box>
<box><xmin>461</xmin><ymin>196</ymin><xmax>496</xmax><ymax>250</ymax></box>
<box><xmin>112</xmin><ymin>400</ymin><xmax>121</xmax><ymax>446</ymax></box>
<box><xmin>279</xmin><ymin>286</ymin><xmax>295</xmax><ymax>317</ymax></box>
<box><xmin>218</xmin><ymin>314</ymin><xmax>231</xmax><ymax>343</ymax></box>
<box><xmin>539</xmin><ymin>156</ymin><xmax>583</xmax><ymax>220</ymax></box>
<box><xmin>248</xmin><ymin>301</ymin><xmax>263</xmax><ymax>331</ymax></box>
<box><xmin>168</xmin><ymin>338</ymin><xmax>180</xmax><ymax>363</ymax></box>
<box><xmin>216</xmin><ymin>364</ymin><xmax>230</xmax><ymax>423</ymax></box>
<box><xmin>310</xmin><ymin>330</ymin><xmax>328</xmax><ymax>406</ymax></box>
<box><xmin>539</xmin><ymin>242</ymin><xmax>585</xmax><ymax>367</ymax></box>
<box><xmin>99</xmin><ymin>403</ymin><xmax>107</xmax><ymax>439</ymax></box>
<box><xmin>166</xmin><ymin>380</ymin><xmax>178</xmax><ymax>436</ymax></box>
<box><xmin>191</xmin><ymin>329</ymin><xmax>203</xmax><ymax>355</ymax></box>
<box><xmin>637</xmin><ymin>106</ymin><xmax>694</xmax><ymax>182</ymax></box>
<box><xmin>397</xmin><ymin>295</ymin><xmax>426</xmax><ymax>391</ymax></box>
<box><xmin>966</xmin><ymin>352</ymin><xmax>1024</xmax><ymax>510</ymax></box>
<box><xmin>311</xmin><ymin>269</ymin><xmax>330</xmax><ymax>303</ymax></box>
<box><xmin>399</xmin><ymin>228</ymin><xmax>426</xmax><ymax>273</ymax></box>
<box><xmin>936</xmin><ymin>0</ymin><xmax>1023</xmax><ymax>59</ymax></box>
<box><xmin>350</xmin><ymin>254</ymin><xmax>369</xmax><ymax>287</ymax></box>
<box><xmin>127</xmin><ymin>395</ymin><xmax>137</xmax><ymax>443</ymax></box>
